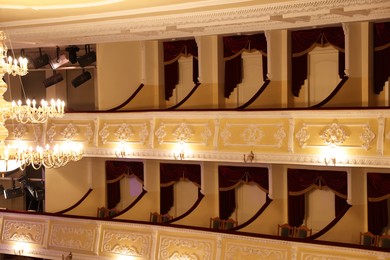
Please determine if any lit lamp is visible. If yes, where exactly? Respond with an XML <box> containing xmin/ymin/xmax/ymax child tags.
<box><xmin>0</xmin><ymin>31</ymin><xmax>83</xmax><ymax>171</ymax></box>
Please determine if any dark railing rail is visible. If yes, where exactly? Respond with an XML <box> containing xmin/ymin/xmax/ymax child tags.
<box><xmin>105</xmin><ymin>83</ymin><xmax>145</xmax><ymax>112</ymax></box>
<box><xmin>54</xmin><ymin>188</ymin><xmax>93</xmax><ymax>214</ymax></box>
<box><xmin>236</xmin><ymin>79</ymin><xmax>271</xmax><ymax>109</ymax></box>
<box><xmin>167</xmin><ymin>82</ymin><xmax>201</xmax><ymax>110</ymax></box>
<box><xmin>310</xmin><ymin>76</ymin><xmax>349</xmax><ymax>108</ymax></box>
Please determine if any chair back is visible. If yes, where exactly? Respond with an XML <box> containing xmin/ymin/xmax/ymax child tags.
<box><xmin>378</xmin><ymin>235</ymin><xmax>390</xmax><ymax>248</ymax></box>
<box><xmin>360</xmin><ymin>232</ymin><xmax>376</xmax><ymax>246</ymax></box>
<box><xmin>97</xmin><ymin>207</ymin><xmax>109</xmax><ymax>218</ymax></box>
<box><xmin>162</xmin><ymin>213</ymin><xmax>173</xmax><ymax>223</ymax></box>
<box><xmin>294</xmin><ymin>226</ymin><xmax>312</xmax><ymax>238</ymax></box>
<box><xmin>150</xmin><ymin>212</ymin><xmax>162</xmax><ymax>223</ymax></box>
<box><xmin>210</xmin><ymin>217</ymin><xmax>223</xmax><ymax>229</ymax></box>
<box><xmin>223</xmin><ymin>218</ymin><xmax>237</xmax><ymax>230</ymax></box>
<box><xmin>278</xmin><ymin>223</ymin><xmax>293</xmax><ymax>237</ymax></box>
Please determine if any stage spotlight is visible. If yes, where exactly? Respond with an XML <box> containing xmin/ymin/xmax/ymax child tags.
<box><xmin>65</xmin><ymin>45</ymin><xmax>80</xmax><ymax>64</ymax></box>
<box><xmin>17</xmin><ymin>175</ymin><xmax>44</xmax><ymax>201</ymax></box>
<box><xmin>32</xmin><ymin>48</ymin><xmax>50</xmax><ymax>69</ymax></box>
<box><xmin>72</xmin><ymin>71</ymin><xmax>91</xmax><ymax>88</ymax></box>
<box><xmin>4</xmin><ymin>179</ymin><xmax>23</xmax><ymax>199</ymax></box>
<box><xmin>77</xmin><ymin>45</ymin><xmax>96</xmax><ymax>67</ymax></box>
<box><xmin>50</xmin><ymin>46</ymin><xmax>69</xmax><ymax>70</ymax></box>
<box><xmin>43</xmin><ymin>71</ymin><xmax>63</xmax><ymax>88</ymax></box>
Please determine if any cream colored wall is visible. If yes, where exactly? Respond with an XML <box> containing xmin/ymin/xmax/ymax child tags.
<box><xmin>96</xmin><ymin>41</ymin><xmax>143</xmax><ymax>110</ymax></box>
<box><xmin>45</xmin><ymin>157</ymin><xmax>106</xmax><ymax>217</ymax></box>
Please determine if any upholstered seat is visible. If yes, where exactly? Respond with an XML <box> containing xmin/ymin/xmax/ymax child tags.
<box><xmin>294</xmin><ymin>225</ymin><xmax>312</xmax><ymax>238</ymax></box>
<box><xmin>210</xmin><ymin>217</ymin><xmax>223</xmax><ymax>229</ymax></box>
<box><xmin>360</xmin><ymin>232</ymin><xmax>377</xmax><ymax>246</ymax></box>
<box><xmin>278</xmin><ymin>223</ymin><xmax>294</xmax><ymax>237</ymax></box>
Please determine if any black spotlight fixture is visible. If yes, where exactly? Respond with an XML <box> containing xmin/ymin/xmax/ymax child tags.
<box><xmin>72</xmin><ymin>70</ymin><xmax>91</xmax><ymax>88</ymax></box>
<box><xmin>18</xmin><ymin>175</ymin><xmax>44</xmax><ymax>201</ymax></box>
<box><xmin>65</xmin><ymin>45</ymin><xmax>80</xmax><ymax>64</ymax></box>
<box><xmin>4</xmin><ymin>179</ymin><xmax>24</xmax><ymax>200</ymax></box>
<box><xmin>77</xmin><ymin>44</ymin><xmax>96</xmax><ymax>67</ymax></box>
<box><xmin>50</xmin><ymin>46</ymin><xmax>69</xmax><ymax>70</ymax></box>
<box><xmin>43</xmin><ymin>71</ymin><xmax>63</xmax><ymax>88</ymax></box>
<box><xmin>32</xmin><ymin>48</ymin><xmax>50</xmax><ymax>69</ymax></box>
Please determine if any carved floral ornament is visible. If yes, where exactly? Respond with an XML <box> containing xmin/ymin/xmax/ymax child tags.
<box><xmin>221</xmin><ymin>123</ymin><xmax>286</xmax><ymax>147</ymax></box>
<box><xmin>320</xmin><ymin>123</ymin><xmax>349</xmax><ymax>147</ymax></box>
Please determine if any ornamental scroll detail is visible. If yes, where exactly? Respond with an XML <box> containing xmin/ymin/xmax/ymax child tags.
<box><xmin>99</xmin><ymin>122</ymin><xmax>149</xmax><ymax>145</ymax></box>
<box><xmin>225</xmin><ymin>242</ymin><xmax>287</xmax><ymax>260</ymax></box>
<box><xmin>47</xmin><ymin>122</ymin><xmax>93</xmax><ymax>143</ymax></box>
<box><xmin>158</xmin><ymin>235</ymin><xmax>213</xmax><ymax>260</ymax></box>
<box><xmin>101</xmin><ymin>229</ymin><xmax>151</xmax><ymax>258</ymax></box>
<box><xmin>2</xmin><ymin>219</ymin><xmax>45</xmax><ymax>244</ymax></box>
<box><xmin>172</xmin><ymin>122</ymin><xmax>193</xmax><ymax>144</ymax></box>
<box><xmin>220</xmin><ymin>123</ymin><xmax>286</xmax><ymax>147</ymax></box>
<box><xmin>155</xmin><ymin>121</ymin><xmax>212</xmax><ymax>146</ymax></box>
<box><xmin>360</xmin><ymin>125</ymin><xmax>375</xmax><ymax>150</ymax></box>
<box><xmin>49</xmin><ymin>224</ymin><xmax>96</xmax><ymax>251</ymax></box>
<box><xmin>320</xmin><ymin>123</ymin><xmax>348</xmax><ymax>147</ymax></box>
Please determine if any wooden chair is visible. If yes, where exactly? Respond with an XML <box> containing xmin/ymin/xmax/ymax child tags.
<box><xmin>294</xmin><ymin>225</ymin><xmax>312</xmax><ymax>238</ymax></box>
<box><xmin>360</xmin><ymin>231</ymin><xmax>377</xmax><ymax>246</ymax></box>
<box><xmin>278</xmin><ymin>223</ymin><xmax>294</xmax><ymax>237</ymax></box>
<box><xmin>209</xmin><ymin>217</ymin><xmax>223</xmax><ymax>230</ymax></box>
<box><xmin>161</xmin><ymin>213</ymin><xmax>173</xmax><ymax>223</ymax></box>
<box><xmin>223</xmin><ymin>218</ymin><xmax>238</xmax><ymax>230</ymax></box>
<box><xmin>150</xmin><ymin>212</ymin><xmax>162</xmax><ymax>223</ymax></box>
<box><xmin>377</xmin><ymin>235</ymin><xmax>390</xmax><ymax>248</ymax></box>
<box><xmin>108</xmin><ymin>208</ymin><xmax>119</xmax><ymax>217</ymax></box>
<box><xmin>97</xmin><ymin>207</ymin><xmax>109</xmax><ymax>218</ymax></box>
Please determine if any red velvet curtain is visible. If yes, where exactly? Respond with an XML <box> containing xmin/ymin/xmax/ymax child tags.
<box><xmin>374</xmin><ymin>22</ymin><xmax>390</xmax><ymax>94</ymax></box>
<box><xmin>287</xmin><ymin>168</ymin><xmax>348</xmax><ymax>227</ymax></box>
<box><xmin>160</xmin><ymin>163</ymin><xmax>201</xmax><ymax>215</ymax></box>
<box><xmin>218</xmin><ymin>165</ymin><xmax>269</xmax><ymax>220</ymax></box>
<box><xmin>291</xmin><ymin>27</ymin><xmax>345</xmax><ymax>97</ymax></box>
<box><xmin>367</xmin><ymin>172</ymin><xmax>390</xmax><ymax>235</ymax></box>
<box><xmin>223</xmin><ymin>34</ymin><xmax>267</xmax><ymax>98</ymax></box>
<box><xmin>164</xmin><ymin>39</ymin><xmax>198</xmax><ymax>100</ymax></box>
<box><xmin>105</xmin><ymin>161</ymin><xmax>144</xmax><ymax>209</ymax></box>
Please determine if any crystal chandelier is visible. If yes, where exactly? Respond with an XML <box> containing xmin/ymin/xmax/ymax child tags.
<box><xmin>0</xmin><ymin>31</ymin><xmax>83</xmax><ymax>171</ymax></box>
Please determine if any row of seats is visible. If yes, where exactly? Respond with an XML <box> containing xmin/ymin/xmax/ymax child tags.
<box><xmin>360</xmin><ymin>232</ymin><xmax>390</xmax><ymax>248</ymax></box>
<box><xmin>150</xmin><ymin>212</ymin><xmax>173</xmax><ymax>223</ymax></box>
<box><xmin>210</xmin><ymin>217</ymin><xmax>238</xmax><ymax>230</ymax></box>
<box><xmin>278</xmin><ymin>223</ymin><xmax>312</xmax><ymax>238</ymax></box>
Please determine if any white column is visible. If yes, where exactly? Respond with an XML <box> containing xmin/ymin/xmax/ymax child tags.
<box><xmin>342</xmin><ymin>23</ymin><xmax>350</xmax><ymax>76</ymax></box>
<box><xmin>265</xmin><ymin>30</ymin><xmax>272</xmax><ymax>80</ymax></box>
<box><xmin>195</xmin><ymin>36</ymin><xmax>202</xmax><ymax>83</ymax></box>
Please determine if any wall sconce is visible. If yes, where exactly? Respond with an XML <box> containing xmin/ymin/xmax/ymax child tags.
<box><xmin>324</xmin><ymin>155</ymin><xmax>336</xmax><ymax>166</ymax></box>
<box><xmin>244</xmin><ymin>151</ymin><xmax>254</xmax><ymax>163</ymax></box>
<box><xmin>174</xmin><ymin>142</ymin><xmax>186</xmax><ymax>160</ymax></box>
<box><xmin>62</xmin><ymin>252</ymin><xmax>72</xmax><ymax>260</ymax></box>
<box><xmin>115</xmin><ymin>141</ymin><xmax>129</xmax><ymax>158</ymax></box>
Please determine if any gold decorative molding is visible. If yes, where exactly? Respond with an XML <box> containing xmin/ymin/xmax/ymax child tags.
<box><xmin>100</xmin><ymin>228</ymin><xmax>152</xmax><ymax>258</ymax></box>
<box><xmin>158</xmin><ymin>234</ymin><xmax>215</xmax><ymax>260</ymax></box>
<box><xmin>48</xmin><ymin>222</ymin><xmax>98</xmax><ymax>252</ymax></box>
<box><xmin>2</xmin><ymin>218</ymin><xmax>45</xmax><ymax>245</ymax></box>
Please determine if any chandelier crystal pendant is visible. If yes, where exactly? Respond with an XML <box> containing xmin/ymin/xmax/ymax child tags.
<box><xmin>0</xmin><ymin>31</ymin><xmax>83</xmax><ymax>171</ymax></box>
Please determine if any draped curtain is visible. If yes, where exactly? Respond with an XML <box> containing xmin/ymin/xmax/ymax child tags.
<box><xmin>373</xmin><ymin>22</ymin><xmax>390</xmax><ymax>94</ymax></box>
<box><xmin>218</xmin><ymin>166</ymin><xmax>269</xmax><ymax>220</ymax></box>
<box><xmin>291</xmin><ymin>27</ymin><xmax>345</xmax><ymax>97</ymax></box>
<box><xmin>160</xmin><ymin>163</ymin><xmax>201</xmax><ymax>215</ymax></box>
<box><xmin>164</xmin><ymin>39</ymin><xmax>199</xmax><ymax>101</ymax></box>
<box><xmin>287</xmin><ymin>169</ymin><xmax>348</xmax><ymax>227</ymax></box>
<box><xmin>223</xmin><ymin>33</ymin><xmax>267</xmax><ymax>98</ymax></box>
<box><xmin>367</xmin><ymin>172</ymin><xmax>390</xmax><ymax>235</ymax></box>
<box><xmin>105</xmin><ymin>161</ymin><xmax>144</xmax><ymax>210</ymax></box>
